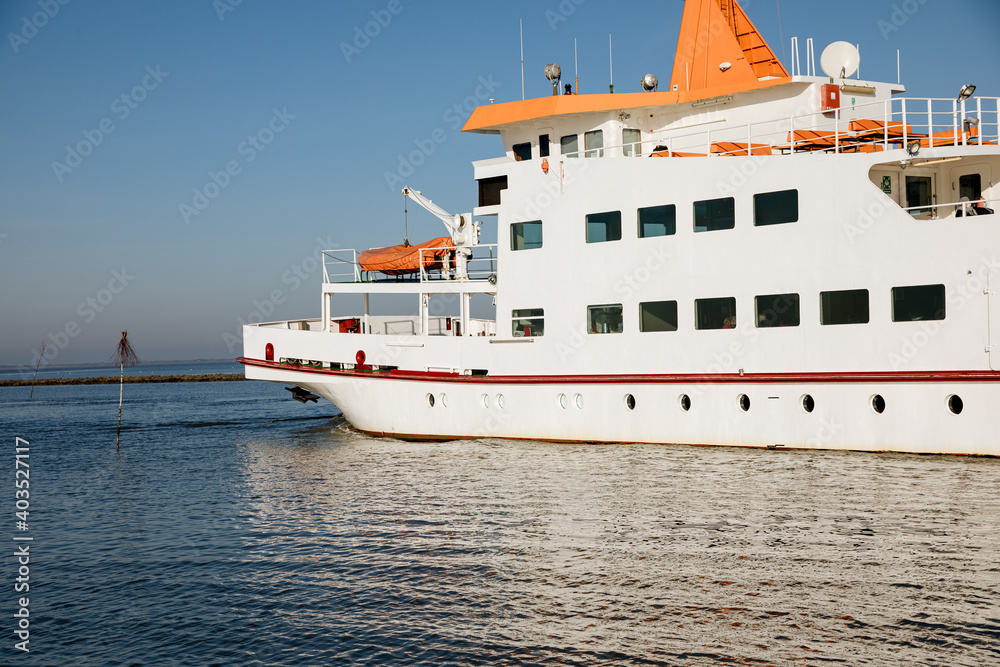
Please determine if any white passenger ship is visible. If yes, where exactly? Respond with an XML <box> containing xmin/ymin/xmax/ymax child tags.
<box><xmin>240</xmin><ymin>0</ymin><xmax>1000</xmax><ymax>455</ymax></box>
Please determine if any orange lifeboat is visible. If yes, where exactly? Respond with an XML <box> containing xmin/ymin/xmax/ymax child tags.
<box><xmin>358</xmin><ymin>236</ymin><xmax>455</xmax><ymax>276</ymax></box>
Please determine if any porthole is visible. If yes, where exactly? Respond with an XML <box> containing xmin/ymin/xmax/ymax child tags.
<box><xmin>947</xmin><ymin>394</ymin><xmax>964</xmax><ymax>415</ymax></box>
<box><xmin>426</xmin><ymin>393</ymin><xmax>435</xmax><ymax>408</ymax></box>
<box><xmin>574</xmin><ymin>393</ymin><xmax>584</xmax><ymax>409</ymax></box>
<box><xmin>481</xmin><ymin>393</ymin><xmax>491</xmax><ymax>408</ymax></box>
<box><xmin>801</xmin><ymin>394</ymin><xmax>815</xmax><ymax>413</ymax></box>
<box><xmin>558</xmin><ymin>393</ymin><xmax>568</xmax><ymax>410</ymax></box>
<box><xmin>496</xmin><ymin>394</ymin><xmax>506</xmax><ymax>409</ymax></box>
<box><xmin>439</xmin><ymin>393</ymin><xmax>448</xmax><ymax>408</ymax></box>
<box><xmin>871</xmin><ymin>394</ymin><xmax>886</xmax><ymax>414</ymax></box>
<box><xmin>738</xmin><ymin>394</ymin><xmax>751</xmax><ymax>412</ymax></box>
<box><xmin>679</xmin><ymin>394</ymin><xmax>691</xmax><ymax>412</ymax></box>
<box><xmin>624</xmin><ymin>393</ymin><xmax>636</xmax><ymax>410</ymax></box>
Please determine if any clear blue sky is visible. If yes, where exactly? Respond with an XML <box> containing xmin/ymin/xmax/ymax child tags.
<box><xmin>2</xmin><ymin>0</ymin><xmax>998</xmax><ymax>368</ymax></box>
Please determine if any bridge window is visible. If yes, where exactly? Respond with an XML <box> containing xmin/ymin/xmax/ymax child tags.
<box><xmin>623</xmin><ymin>128</ymin><xmax>641</xmax><ymax>156</ymax></box>
<box><xmin>640</xmin><ymin>300</ymin><xmax>678</xmax><ymax>332</ymax></box>
<box><xmin>755</xmin><ymin>293</ymin><xmax>800</xmax><ymax>327</ymax></box>
<box><xmin>694</xmin><ymin>197</ymin><xmax>735</xmax><ymax>232</ymax></box>
<box><xmin>510</xmin><ymin>221</ymin><xmax>543</xmax><ymax>251</ymax></box>
<box><xmin>539</xmin><ymin>134</ymin><xmax>550</xmax><ymax>158</ymax></box>
<box><xmin>588</xmin><ymin>304</ymin><xmax>623</xmax><ymax>334</ymax></box>
<box><xmin>561</xmin><ymin>134</ymin><xmax>579</xmax><ymax>158</ymax></box>
<box><xmin>512</xmin><ymin>309</ymin><xmax>544</xmax><ymax>337</ymax></box>
<box><xmin>754</xmin><ymin>189</ymin><xmax>799</xmax><ymax>226</ymax></box>
<box><xmin>638</xmin><ymin>204</ymin><xmax>676</xmax><ymax>238</ymax></box>
<box><xmin>695</xmin><ymin>297</ymin><xmax>737</xmax><ymax>330</ymax></box>
<box><xmin>586</xmin><ymin>211</ymin><xmax>622</xmax><ymax>243</ymax></box>
<box><xmin>585</xmin><ymin>130</ymin><xmax>604</xmax><ymax>158</ymax></box>
<box><xmin>513</xmin><ymin>142</ymin><xmax>532</xmax><ymax>161</ymax></box>
<box><xmin>892</xmin><ymin>284</ymin><xmax>945</xmax><ymax>322</ymax></box>
<box><xmin>820</xmin><ymin>289</ymin><xmax>869</xmax><ymax>325</ymax></box>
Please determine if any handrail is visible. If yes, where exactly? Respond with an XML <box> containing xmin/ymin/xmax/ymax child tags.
<box><xmin>902</xmin><ymin>197</ymin><xmax>998</xmax><ymax>217</ymax></box>
<box><xmin>535</xmin><ymin>96</ymin><xmax>999</xmax><ymax>159</ymax></box>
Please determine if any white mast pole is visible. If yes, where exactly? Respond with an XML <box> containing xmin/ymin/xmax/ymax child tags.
<box><xmin>520</xmin><ymin>19</ymin><xmax>525</xmax><ymax>100</ymax></box>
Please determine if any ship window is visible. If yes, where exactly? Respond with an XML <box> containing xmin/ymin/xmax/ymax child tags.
<box><xmin>588</xmin><ymin>304</ymin><xmax>623</xmax><ymax>334</ymax></box>
<box><xmin>539</xmin><ymin>134</ymin><xmax>550</xmax><ymax>158</ymax></box>
<box><xmin>959</xmin><ymin>173</ymin><xmax>982</xmax><ymax>201</ymax></box>
<box><xmin>510</xmin><ymin>221</ymin><xmax>543</xmax><ymax>251</ymax></box>
<box><xmin>623</xmin><ymin>128</ymin><xmax>641</xmax><ymax>157</ymax></box>
<box><xmin>586</xmin><ymin>210</ymin><xmax>622</xmax><ymax>243</ymax></box>
<box><xmin>638</xmin><ymin>205</ymin><xmax>676</xmax><ymax>238</ymax></box>
<box><xmin>755</xmin><ymin>293</ymin><xmax>800</xmax><ymax>328</ymax></box>
<box><xmin>694</xmin><ymin>197</ymin><xmax>735</xmax><ymax>232</ymax></box>
<box><xmin>695</xmin><ymin>297</ymin><xmax>737</xmax><ymax>330</ymax></box>
<box><xmin>640</xmin><ymin>300</ymin><xmax>678</xmax><ymax>332</ymax></box>
<box><xmin>892</xmin><ymin>284</ymin><xmax>946</xmax><ymax>322</ymax></box>
<box><xmin>820</xmin><ymin>289</ymin><xmax>869</xmax><ymax>325</ymax></box>
<box><xmin>512</xmin><ymin>308</ymin><xmax>544</xmax><ymax>337</ymax></box>
<box><xmin>513</xmin><ymin>142</ymin><xmax>532</xmax><ymax>161</ymax></box>
<box><xmin>561</xmin><ymin>134</ymin><xmax>579</xmax><ymax>158</ymax></box>
<box><xmin>478</xmin><ymin>175</ymin><xmax>507</xmax><ymax>207</ymax></box>
<box><xmin>905</xmin><ymin>175</ymin><xmax>934</xmax><ymax>219</ymax></box>
<box><xmin>585</xmin><ymin>130</ymin><xmax>604</xmax><ymax>158</ymax></box>
<box><xmin>754</xmin><ymin>189</ymin><xmax>799</xmax><ymax>226</ymax></box>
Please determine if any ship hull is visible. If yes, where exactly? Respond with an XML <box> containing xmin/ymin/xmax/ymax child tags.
<box><xmin>243</xmin><ymin>359</ymin><xmax>1000</xmax><ymax>456</ymax></box>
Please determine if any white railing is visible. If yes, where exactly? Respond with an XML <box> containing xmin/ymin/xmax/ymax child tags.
<box><xmin>418</xmin><ymin>244</ymin><xmax>498</xmax><ymax>282</ymax></box>
<box><xmin>322</xmin><ymin>244</ymin><xmax>498</xmax><ymax>283</ymax></box>
<box><xmin>322</xmin><ymin>249</ymin><xmax>360</xmax><ymax>283</ymax></box>
<box><xmin>903</xmin><ymin>197</ymin><xmax>998</xmax><ymax>219</ymax></box>
<box><xmin>641</xmin><ymin>96</ymin><xmax>999</xmax><ymax>157</ymax></box>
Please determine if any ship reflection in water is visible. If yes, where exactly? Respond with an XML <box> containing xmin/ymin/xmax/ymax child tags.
<box><xmin>234</xmin><ymin>425</ymin><xmax>1000</xmax><ymax>665</ymax></box>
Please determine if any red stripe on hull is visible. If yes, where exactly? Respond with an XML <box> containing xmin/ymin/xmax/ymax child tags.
<box><xmin>238</xmin><ymin>357</ymin><xmax>1000</xmax><ymax>384</ymax></box>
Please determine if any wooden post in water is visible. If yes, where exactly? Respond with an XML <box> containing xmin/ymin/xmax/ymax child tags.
<box><xmin>111</xmin><ymin>331</ymin><xmax>140</xmax><ymax>452</ymax></box>
<box><xmin>29</xmin><ymin>342</ymin><xmax>47</xmax><ymax>399</ymax></box>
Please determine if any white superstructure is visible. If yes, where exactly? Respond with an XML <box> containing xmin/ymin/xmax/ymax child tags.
<box><xmin>241</xmin><ymin>0</ymin><xmax>1000</xmax><ymax>455</ymax></box>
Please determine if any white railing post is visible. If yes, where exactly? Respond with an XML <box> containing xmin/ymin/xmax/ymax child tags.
<box><xmin>353</xmin><ymin>250</ymin><xmax>359</xmax><ymax>282</ymax></box>
<box><xmin>901</xmin><ymin>98</ymin><xmax>908</xmax><ymax>144</ymax></box>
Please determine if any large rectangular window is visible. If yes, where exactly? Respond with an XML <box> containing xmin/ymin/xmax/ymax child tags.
<box><xmin>892</xmin><ymin>284</ymin><xmax>946</xmax><ymax>322</ymax></box>
<box><xmin>622</xmin><ymin>128</ymin><xmax>641</xmax><ymax>157</ymax></box>
<box><xmin>695</xmin><ymin>297</ymin><xmax>737</xmax><ymax>330</ymax></box>
<box><xmin>694</xmin><ymin>197</ymin><xmax>735</xmax><ymax>232</ymax></box>
<box><xmin>588</xmin><ymin>304</ymin><xmax>623</xmax><ymax>334</ymax></box>
<box><xmin>585</xmin><ymin>130</ymin><xmax>604</xmax><ymax>158</ymax></box>
<box><xmin>755</xmin><ymin>293</ymin><xmax>800</xmax><ymax>327</ymax></box>
<box><xmin>820</xmin><ymin>289</ymin><xmax>869</xmax><ymax>325</ymax></box>
<box><xmin>513</xmin><ymin>142</ymin><xmax>532</xmax><ymax>161</ymax></box>
<box><xmin>561</xmin><ymin>134</ymin><xmax>579</xmax><ymax>158</ymax></box>
<box><xmin>640</xmin><ymin>300</ymin><xmax>678</xmax><ymax>332</ymax></box>
<box><xmin>754</xmin><ymin>189</ymin><xmax>799</xmax><ymax>226</ymax></box>
<box><xmin>512</xmin><ymin>308</ymin><xmax>544</xmax><ymax>337</ymax></box>
<box><xmin>638</xmin><ymin>205</ymin><xmax>676</xmax><ymax>238</ymax></box>
<box><xmin>510</xmin><ymin>221</ymin><xmax>543</xmax><ymax>250</ymax></box>
<box><xmin>586</xmin><ymin>211</ymin><xmax>622</xmax><ymax>243</ymax></box>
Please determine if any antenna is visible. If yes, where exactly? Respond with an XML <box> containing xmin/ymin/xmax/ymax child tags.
<box><xmin>520</xmin><ymin>19</ymin><xmax>524</xmax><ymax>101</ymax></box>
<box><xmin>820</xmin><ymin>41</ymin><xmax>860</xmax><ymax>79</ymax></box>
<box><xmin>608</xmin><ymin>33</ymin><xmax>614</xmax><ymax>94</ymax></box>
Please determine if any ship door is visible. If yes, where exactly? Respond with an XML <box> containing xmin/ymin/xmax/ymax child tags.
<box><xmin>991</xmin><ymin>274</ymin><xmax>1000</xmax><ymax>371</ymax></box>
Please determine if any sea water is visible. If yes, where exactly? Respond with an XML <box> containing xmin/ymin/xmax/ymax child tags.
<box><xmin>3</xmin><ymin>366</ymin><xmax>999</xmax><ymax>665</ymax></box>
